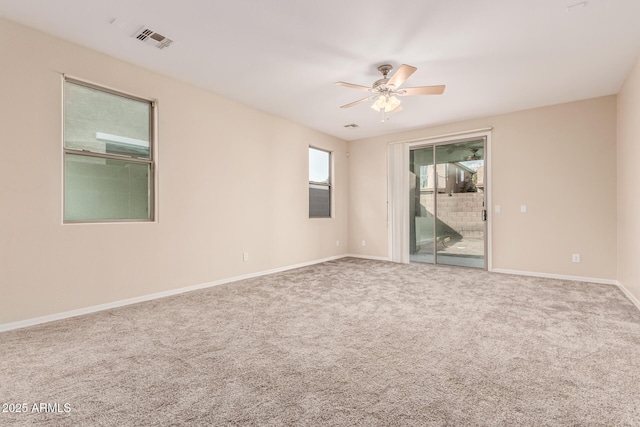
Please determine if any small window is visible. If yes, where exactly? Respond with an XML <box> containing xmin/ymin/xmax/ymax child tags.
<box><xmin>309</xmin><ymin>147</ymin><xmax>331</xmax><ymax>218</ymax></box>
<box><xmin>63</xmin><ymin>78</ymin><xmax>155</xmax><ymax>222</ymax></box>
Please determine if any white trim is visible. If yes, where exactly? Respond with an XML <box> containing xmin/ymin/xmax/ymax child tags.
<box><xmin>492</xmin><ymin>268</ymin><xmax>618</xmax><ymax>285</ymax></box>
<box><xmin>388</xmin><ymin>127</ymin><xmax>493</xmax><ymax>146</ymax></box>
<box><xmin>345</xmin><ymin>254</ymin><xmax>391</xmax><ymax>262</ymax></box>
<box><xmin>391</xmin><ymin>129</ymin><xmax>492</xmax><ymax>270</ymax></box>
<box><xmin>616</xmin><ymin>281</ymin><xmax>640</xmax><ymax>310</ymax></box>
<box><xmin>4</xmin><ymin>257</ymin><xmax>634</xmax><ymax>333</ymax></box>
<box><xmin>485</xmin><ymin>132</ymin><xmax>493</xmax><ymax>272</ymax></box>
<box><xmin>0</xmin><ymin>255</ymin><xmax>346</xmax><ymax>333</ymax></box>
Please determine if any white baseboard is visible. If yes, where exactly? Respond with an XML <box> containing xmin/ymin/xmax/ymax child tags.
<box><xmin>616</xmin><ymin>281</ymin><xmax>640</xmax><ymax>311</ymax></box>
<box><xmin>0</xmin><ymin>254</ymin><xmax>347</xmax><ymax>333</ymax></box>
<box><xmin>491</xmin><ymin>268</ymin><xmax>618</xmax><ymax>286</ymax></box>
<box><xmin>345</xmin><ymin>254</ymin><xmax>391</xmax><ymax>262</ymax></box>
<box><xmin>6</xmin><ymin>258</ymin><xmax>632</xmax><ymax>333</ymax></box>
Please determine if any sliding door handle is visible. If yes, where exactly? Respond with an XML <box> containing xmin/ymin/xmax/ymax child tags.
<box><xmin>482</xmin><ymin>209</ymin><xmax>487</xmax><ymax>221</ymax></box>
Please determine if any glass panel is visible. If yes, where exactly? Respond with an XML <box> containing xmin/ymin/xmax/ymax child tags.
<box><xmin>435</xmin><ymin>140</ymin><xmax>485</xmax><ymax>268</ymax></box>
<box><xmin>64</xmin><ymin>81</ymin><xmax>151</xmax><ymax>159</ymax></box>
<box><xmin>309</xmin><ymin>147</ymin><xmax>329</xmax><ymax>183</ymax></box>
<box><xmin>409</xmin><ymin>147</ymin><xmax>435</xmax><ymax>263</ymax></box>
<box><xmin>309</xmin><ymin>184</ymin><xmax>330</xmax><ymax>218</ymax></box>
<box><xmin>64</xmin><ymin>154</ymin><xmax>151</xmax><ymax>221</ymax></box>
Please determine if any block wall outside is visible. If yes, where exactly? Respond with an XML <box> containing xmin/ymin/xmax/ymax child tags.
<box><xmin>418</xmin><ymin>192</ymin><xmax>485</xmax><ymax>238</ymax></box>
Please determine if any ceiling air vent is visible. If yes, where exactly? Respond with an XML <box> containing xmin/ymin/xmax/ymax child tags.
<box><xmin>133</xmin><ymin>27</ymin><xmax>173</xmax><ymax>50</ymax></box>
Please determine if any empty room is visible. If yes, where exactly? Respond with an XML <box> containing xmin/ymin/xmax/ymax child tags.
<box><xmin>1</xmin><ymin>1</ymin><xmax>639</xmax><ymax>425</ymax></box>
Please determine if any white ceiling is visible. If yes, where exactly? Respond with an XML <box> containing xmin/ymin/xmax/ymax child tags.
<box><xmin>1</xmin><ymin>0</ymin><xmax>639</xmax><ymax>141</ymax></box>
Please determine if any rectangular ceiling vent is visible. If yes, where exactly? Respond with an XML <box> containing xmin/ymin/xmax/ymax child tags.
<box><xmin>133</xmin><ymin>27</ymin><xmax>173</xmax><ymax>50</ymax></box>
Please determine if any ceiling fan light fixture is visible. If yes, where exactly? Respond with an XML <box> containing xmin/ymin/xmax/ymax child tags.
<box><xmin>371</xmin><ymin>95</ymin><xmax>386</xmax><ymax>111</ymax></box>
<box><xmin>371</xmin><ymin>94</ymin><xmax>401</xmax><ymax>112</ymax></box>
<box><xmin>385</xmin><ymin>95</ymin><xmax>400</xmax><ymax>112</ymax></box>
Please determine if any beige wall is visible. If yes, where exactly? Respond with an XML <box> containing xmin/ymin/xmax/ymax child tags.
<box><xmin>617</xmin><ymin>55</ymin><xmax>640</xmax><ymax>302</ymax></box>
<box><xmin>349</xmin><ymin>96</ymin><xmax>617</xmax><ymax>281</ymax></box>
<box><xmin>0</xmin><ymin>16</ymin><xmax>631</xmax><ymax>326</ymax></box>
<box><xmin>0</xmin><ymin>18</ymin><xmax>348</xmax><ymax>324</ymax></box>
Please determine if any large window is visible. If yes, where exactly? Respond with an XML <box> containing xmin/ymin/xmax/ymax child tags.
<box><xmin>309</xmin><ymin>147</ymin><xmax>331</xmax><ymax>218</ymax></box>
<box><xmin>63</xmin><ymin>78</ymin><xmax>155</xmax><ymax>222</ymax></box>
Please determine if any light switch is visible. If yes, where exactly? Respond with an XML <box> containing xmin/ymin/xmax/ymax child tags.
<box><xmin>494</xmin><ymin>205</ymin><xmax>501</xmax><ymax>213</ymax></box>
<box><xmin>520</xmin><ymin>205</ymin><xmax>527</xmax><ymax>213</ymax></box>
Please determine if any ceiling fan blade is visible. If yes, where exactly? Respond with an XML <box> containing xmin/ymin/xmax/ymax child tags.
<box><xmin>390</xmin><ymin>104</ymin><xmax>403</xmax><ymax>113</ymax></box>
<box><xmin>334</xmin><ymin>81</ymin><xmax>372</xmax><ymax>92</ymax></box>
<box><xmin>340</xmin><ymin>96</ymin><xmax>375</xmax><ymax>109</ymax></box>
<box><xmin>387</xmin><ymin>64</ymin><xmax>417</xmax><ymax>88</ymax></box>
<box><xmin>399</xmin><ymin>85</ymin><xmax>446</xmax><ymax>96</ymax></box>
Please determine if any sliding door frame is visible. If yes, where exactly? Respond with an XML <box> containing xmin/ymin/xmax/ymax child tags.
<box><xmin>387</xmin><ymin>128</ymin><xmax>493</xmax><ymax>270</ymax></box>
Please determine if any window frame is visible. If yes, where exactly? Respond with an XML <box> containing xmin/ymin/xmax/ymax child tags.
<box><xmin>308</xmin><ymin>146</ymin><xmax>332</xmax><ymax>219</ymax></box>
<box><xmin>62</xmin><ymin>76</ymin><xmax>157</xmax><ymax>224</ymax></box>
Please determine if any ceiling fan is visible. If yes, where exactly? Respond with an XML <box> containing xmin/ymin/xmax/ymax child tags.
<box><xmin>335</xmin><ymin>64</ymin><xmax>445</xmax><ymax>120</ymax></box>
<box><xmin>446</xmin><ymin>144</ymin><xmax>482</xmax><ymax>160</ymax></box>
<box><xmin>464</xmin><ymin>148</ymin><xmax>482</xmax><ymax>161</ymax></box>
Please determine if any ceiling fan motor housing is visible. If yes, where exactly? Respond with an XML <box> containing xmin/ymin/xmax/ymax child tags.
<box><xmin>373</xmin><ymin>78</ymin><xmax>390</xmax><ymax>91</ymax></box>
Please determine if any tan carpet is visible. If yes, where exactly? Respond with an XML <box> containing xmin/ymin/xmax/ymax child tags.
<box><xmin>1</xmin><ymin>258</ymin><xmax>639</xmax><ymax>426</ymax></box>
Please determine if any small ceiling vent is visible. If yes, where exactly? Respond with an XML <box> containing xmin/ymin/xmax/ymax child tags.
<box><xmin>133</xmin><ymin>27</ymin><xmax>173</xmax><ymax>49</ymax></box>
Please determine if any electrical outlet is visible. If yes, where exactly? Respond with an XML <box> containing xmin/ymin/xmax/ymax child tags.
<box><xmin>243</xmin><ymin>252</ymin><xmax>249</xmax><ymax>262</ymax></box>
<box><xmin>494</xmin><ymin>205</ymin><xmax>501</xmax><ymax>213</ymax></box>
<box><xmin>520</xmin><ymin>205</ymin><xmax>527</xmax><ymax>213</ymax></box>
<box><xmin>361</xmin><ymin>240</ymin><xmax>366</xmax><ymax>247</ymax></box>
<box><xmin>572</xmin><ymin>254</ymin><xmax>580</xmax><ymax>263</ymax></box>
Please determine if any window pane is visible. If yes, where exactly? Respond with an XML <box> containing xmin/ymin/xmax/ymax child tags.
<box><xmin>309</xmin><ymin>184</ymin><xmax>330</xmax><ymax>218</ymax></box>
<box><xmin>64</xmin><ymin>154</ymin><xmax>151</xmax><ymax>221</ymax></box>
<box><xmin>309</xmin><ymin>147</ymin><xmax>329</xmax><ymax>183</ymax></box>
<box><xmin>64</xmin><ymin>81</ymin><xmax>150</xmax><ymax>159</ymax></box>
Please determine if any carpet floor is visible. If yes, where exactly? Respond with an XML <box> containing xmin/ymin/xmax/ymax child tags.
<box><xmin>1</xmin><ymin>258</ymin><xmax>639</xmax><ymax>426</ymax></box>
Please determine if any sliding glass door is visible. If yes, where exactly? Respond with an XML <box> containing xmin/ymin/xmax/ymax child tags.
<box><xmin>409</xmin><ymin>139</ymin><xmax>486</xmax><ymax>268</ymax></box>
